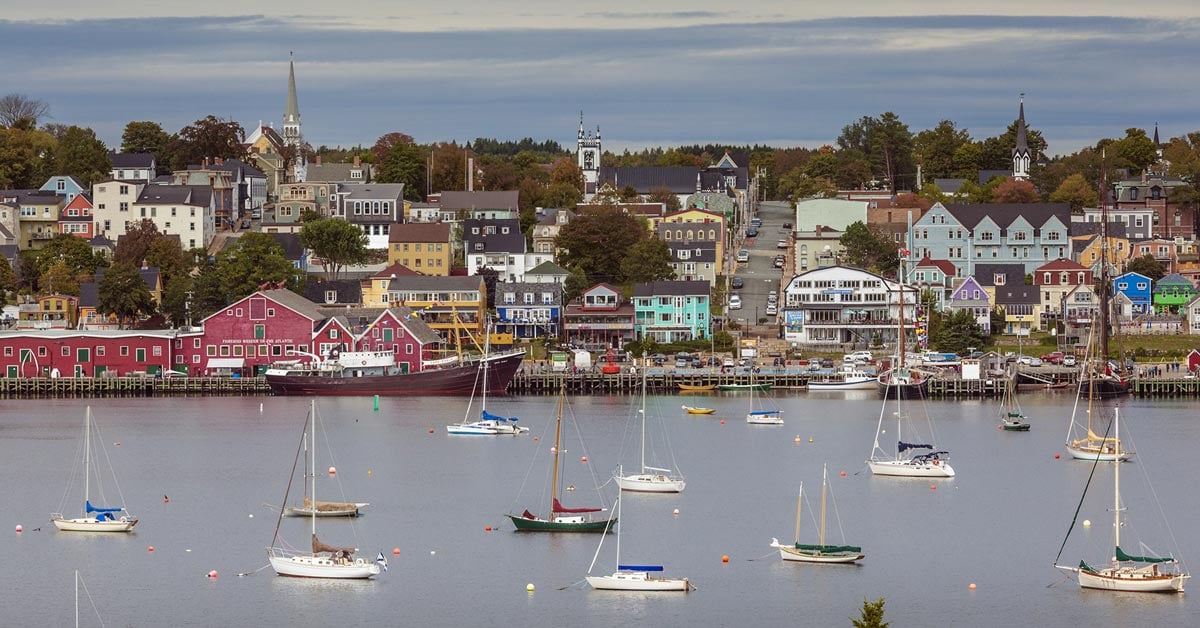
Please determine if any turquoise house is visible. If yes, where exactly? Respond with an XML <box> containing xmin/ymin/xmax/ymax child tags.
<box><xmin>633</xmin><ymin>280</ymin><xmax>711</xmax><ymax>342</ymax></box>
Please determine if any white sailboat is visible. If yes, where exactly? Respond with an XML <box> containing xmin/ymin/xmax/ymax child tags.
<box><xmin>746</xmin><ymin>369</ymin><xmax>783</xmax><ymax>425</ymax></box>
<box><xmin>1064</xmin><ymin>326</ymin><xmax>1132</xmax><ymax>461</ymax></box>
<box><xmin>447</xmin><ymin>323</ymin><xmax>527</xmax><ymax>435</ymax></box>
<box><xmin>586</xmin><ymin>482</ymin><xmax>693</xmax><ymax>592</ymax></box>
<box><xmin>51</xmin><ymin>407</ymin><xmax>138</xmax><ymax>533</ymax></box>
<box><xmin>998</xmin><ymin>369</ymin><xmax>1030</xmax><ymax>431</ymax></box>
<box><xmin>770</xmin><ymin>464</ymin><xmax>863</xmax><ymax>564</ymax></box>
<box><xmin>268</xmin><ymin>400</ymin><xmax>383</xmax><ymax>579</ymax></box>
<box><xmin>616</xmin><ymin>365</ymin><xmax>685</xmax><ymax>493</ymax></box>
<box><xmin>868</xmin><ymin>373</ymin><xmax>954</xmax><ymax>477</ymax></box>
<box><xmin>1055</xmin><ymin>408</ymin><xmax>1188</xmax><ymax>592</ymax></box>
<box><xmin>284</xmin><ymin>428</ymin><xmax>368</xmax><ymax>517</ymax></box>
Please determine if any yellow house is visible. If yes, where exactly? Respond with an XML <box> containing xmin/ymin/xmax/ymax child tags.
<box><xmin>654</xmin><ymin>208</ymin><xmax>727</xmax><ymax>275</ymax></box>
<box><xmin>386</xmin><ymin>275</ymin><xmax>486</xmax><ymax>350</ymax></box>
<box><xmin>1073</xmin><ymin>234</ymin><xmax>1131</xmax><ymax>270</ymax></box>
<box><xmin>360</xmin><ymin>262</ymin><xmax>421</xmax><ymax>308</ymax></box>
<box><xmin>387</xmin><ymin>223</ymin><xmax>453</xmax><ymax>276</ymax></box>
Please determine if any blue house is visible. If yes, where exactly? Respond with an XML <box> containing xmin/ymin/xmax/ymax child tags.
<box><xmin>910</xmin><ymin>202</ymin><xmax>1072</xmax><ymax>277</ymax></box>
<box><xmin>497</xmin><ymin>282</ymin><xmax>562</xmax><ymax>340</ymax></box>
<box><xmin>1112</xmin><ymin>271</ymin><xmax>1152</xmax><ymax>315</ymax></box>
<box><xmin>945</xmin><ymin>276</ymin><xmax>991</xmax><ymax>333</ymax></box>
<box><xmin>40</xmin><ymin>176</ymin><xmax>85</xmax><ymax>202</ymax></box>
<box><xmin>633</xmin><ymin>280</ymin><xmax>711</xmax><ymax>342</ymax></box>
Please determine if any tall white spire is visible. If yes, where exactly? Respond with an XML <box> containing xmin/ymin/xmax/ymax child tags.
<box><xmin>1011</xmin><ymin>93</ymin><xmax>1031</xmax><ymax>181</ymax></box>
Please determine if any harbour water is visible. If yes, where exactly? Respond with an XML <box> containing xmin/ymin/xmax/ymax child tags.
<box><xmin>4</xmin><ymin>391</ymin><xmax>1198</xmax><ymax>626</ymax></box>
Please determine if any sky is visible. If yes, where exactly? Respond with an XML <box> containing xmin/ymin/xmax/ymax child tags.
<box><xmin>3</xmin><ymin>2</ymin><xmax>1200</xmax><ymax>157</ymax></box>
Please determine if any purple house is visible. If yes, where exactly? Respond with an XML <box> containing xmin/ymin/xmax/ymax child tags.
<box><xmin>945</xmin><ymin>276</ymin><xmax>991</xmax><ymax>333</ymax></box>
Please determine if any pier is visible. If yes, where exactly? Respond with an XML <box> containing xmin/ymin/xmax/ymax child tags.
<box><xmin>0</xmin><ymin>376</ymin><xmax>270</xmax><ymax>399</ymax></box>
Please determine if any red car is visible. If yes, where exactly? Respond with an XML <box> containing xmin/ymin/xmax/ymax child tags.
<box><xmin>1040</xmin><ymin>351</ymin><xmax>1065</xmax><ymax>365</ymax></box>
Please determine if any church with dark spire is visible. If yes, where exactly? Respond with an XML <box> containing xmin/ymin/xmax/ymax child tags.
<box><xmin>284</xmin><ymin>55</ymin><xmax>306</xmax><ymax>182</ymax></box>
<box><xmin>1011</xmin><ymin>95</ymin><xmax>1031</xmax><ymax>181</ymax></box>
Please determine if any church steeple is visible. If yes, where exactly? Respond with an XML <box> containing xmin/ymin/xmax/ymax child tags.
<box><xmin>1154</xmin><ymin>122</ymin><xmax>1163</xmax><ymax>159</ymax></box>
<box><xmin>1011</xmin><ymin>94</ymin><xmax>1031</xmax><ymax>181</ymax></box>
<box><xmin>283</xmin><ymin>53</ymin><xmax>302</xmax><ymax>148</ymax></box>
<box><xmin>577</xmin><ymin>112</ymin><xmax>600</xmax><ymax>191</ymax></box>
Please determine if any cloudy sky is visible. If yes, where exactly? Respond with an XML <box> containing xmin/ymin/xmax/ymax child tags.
<box><xmin>3</xmin><ymin>2</ymin><xmax>1200</xmax><ymax>156</ymax></box>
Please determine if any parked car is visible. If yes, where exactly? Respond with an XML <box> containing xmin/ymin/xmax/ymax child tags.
<box><xmin>251</xmin><ymin>209</ymin><xmax>262</xmax><ymax>219</ymax></box>
<box><xmin>1062</xmin><ymin>355</ymin><xmax>1077</xmax><ymax>367</ymax></box>
<box><xmin>782</xmin><ymin>222</ymin><xmax>792</xmax><ymax>229</ymax></box>
<box><xmin>746</xmin><ymin>228</ymin><xmax>759</xmax><ymax>238</ymax></box>
<box><xmin>649</xmin><ymin>353</ymin><xmax>668</xmax><ymax>366</ymax></box>
<box><xmin>723</xmin><ymin>357</ymin><xmax>736</xmax><ymax>368</ymax></box>
<box><xmin>1041</xmin><ymin>351</ymin><xmax>1065</xmax><ymax>364</ymax></box>
<box><xmin>750</xmin><ymin>217</ymin><xmax>762</xmax><ymax>227</ymax></box>
<box><xmin>776</xmin><ymin>240</ymin><xmax>789</xmax><ymax>249</ymax></box>
<box><xmin>731</xmin><ymin>277</ymin><xmax>744</xmax><ymax>289</ymax></box>
<box><xmin>737</xmin><ymin>250</ymin><xmax>750</xmax><ymax>262</ymax></box>
<box><xmin>240</xmin><ymin>219</ymin><xmax>251</xmax><ymax>229</ymax></box>
<box><xmin>773</xmin><ymin>255</ymin><xmax>785</xmax><ymax>268</ymax></box>
<box><xmin>729</xmin><ymin>294</ymin><xmax>742</xmax><ymax>309</ymax></box>
<box><xmin>765</xmin><ymin>304</ymin><xmax>778</xmax><ymax>316</ymax></box>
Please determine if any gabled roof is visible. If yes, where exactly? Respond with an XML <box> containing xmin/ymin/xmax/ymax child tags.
<box><xmin>634</xmin><ymin>280</ymin><xmax>710</xmax><ymax>297</ymax></box>
<box><xmin>933</xmin><ymin>178</ymin><xmax>966</xmax><ymax>195</ymax></box>
<box><xmin>668</xmin><ymin>242</ymin><xmax>717</xmax><ymax>262</ymax></box>
<box><xmin>387</xmin><ymin>275</ymin><xmax>484</xmax><ymax>292</ymax></box>
<box><xmin>108</xmin><ymin>152</ymin><xmax>155</xmax><ymax>169</ymax></box>
<box><xmin>1069</xmin><ymin>221</ymin><xmax>1127</xmax><ymax>238</ymax></box>
<box><xmin>1155</xmin><ymin>273</ymin><xmax>1193</xmax><ymax>286</ymax></box>
<box><xmin>377</xmin><ymin>306</ymin><xmax>442</xmax><ymax>346</ymax></box>
<box><xmin>307</xmin><ymin>162</ymin><xmax>373</xmax><ymax>183</ymax></box>
<box><xmin>210</xmin><ymin>158</ymin><xmax>265</xmax><ymax>179</ymax></box>
<box><xmin>134</xmin><ymin>185</ymin><xmax>208</xmax><ymax>206</ymax></box>
<box><xmin>372</xmin><ymin>262</ymin><xmax>422</xmax><ymax>279</ymax></box>
<box><xmin>304</xmin><ymin>278</ymin><xmax>362</xmax><ymax>305</ymax></box>
<box><xmin>537</xmin><ymin>208</ymin><xmax>576</xmax><ymax>226</ymax></box>
<box><xmin>338</xmin><ymin>183</ymin><xmax>404</xmax><ymax>200</ymax></box>
<box><xmin>438</xmin><ymin>190</ymin><xmax>519</xmax><ymax>211</ymax></box>
<box><xmin>259</xmin><ymin>288</ymin><xmax>326</xmax><ymax>322</ymax></box>
<box><xmin>388</xmin><ymin>222</ymin><xmax>451</xmax><ymax>243</ymax></box>
<box><xmin>912</xmin><ymin>256</ymin><xmax>956</xmax><ymax>277</ymax></box>
<box><xmin>994</xmin><ymin>284</ymin><xmax>1039</xmax><ymax>305</ymax></box>
<box><xmin>269</xmin><ymin>233</ymin><xmax>304</xmax><ymax>261</ymax></box>
<box><xmin>944</xmin><ymin>203</ymin><xmax>1071</xmax><ymax>231</ymax></box>
<box><xmin>463</xmin><ymin>218</ymin><xmax>525</xmax><ymax>254</ymax></box>
<box><xmin>596</xmin><ymin>167</ymin><xmax>698</xmax><ymax>194</ymax></box>
<box><xmin>1033</xmin><ymin>258</ymin><xmax>1088</xmax><ymax>272</ymax></box>
<box><xmin>973</xmin><ymin>263</ymin><xmax>1027</xmax><ymax>288</ymax></box>
<box><xmin>526</xmin><ymin>260</ymin><xmax>569</xmax><ymax>276</ymax></box>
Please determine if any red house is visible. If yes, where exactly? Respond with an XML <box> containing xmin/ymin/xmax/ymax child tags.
<box><xmin>58</xmin><ymin>194</ymin><xmax>94</xmax><ymax>239</ymax></box>
<box><xmin>0</xmin><ymin>330</ymin><xmax>174</xmax><ymax>377</ymax></box>
<box><xmin>1032</xmin><ymin>258</ymin><xmax>1093</xmax><ymax>319</ymax></box>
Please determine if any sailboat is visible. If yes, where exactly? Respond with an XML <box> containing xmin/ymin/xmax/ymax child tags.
<box><xmin>586</xmin><ymin>485</ymin><xmax>693</xmax><ymax>591</ymax></box>
<box><xmin>447</xmin><ymin>323</ymin><xmax>527</xmax><ymax>435</ymax></box>
<box><xmin>51</xmin><ymin>407</ymin><xmax>137</xmax><ymax>532</ymax></box>
<box><xmin>770</xmin><ymin>464</ymin><xmax>863</xmax><ymax>564</ymax></box>
<box><xmin>1055</xmin><ymin>408</ymin><xmax>1188</xmax><ymax>592</ymax></box>
<box><xmin>998</xmin><ymin>369</ymin><xmax>1030</xmax><ymax>431</ymax></box>
<box><xmin>876</xmin><ymin>251</ymin><xmax>928</xmax><ymax>399</ymax></box>
<box><xmin>682</xmin><ymin>405</ymin><xmax>715</xmax><ymax>415</ymax></box>
<box><xmin>284</xmin><ymin>427</ymin><xmax>368</xmax><ymax>517</ymax></box>
<box><xmin>746</xmin><ymin>368</ymin><xmax>783</xmax><ymax>424</ymax></box>
<box><xmin>268</xmin><ymin>400</ymin><xmax>382</xmax><ymax>578</ymax></box>
<box><xmin>1064</xmin><ymin>326</ymin><xmax>1132</xmax><ymax>462</ymax></box>
<box><xmin>506</xmin><ymin>383</ymin><xmax>616</xmax><ymax>532</ymax></box>
<box><xmin>616</xmin><ymin>366</ymin><xmax>685</xmax><ymax>492</ymax></box>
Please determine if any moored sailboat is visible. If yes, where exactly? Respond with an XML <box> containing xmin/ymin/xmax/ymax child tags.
<box><xmin>998</xmin><ymin>370</ymin><xmax>1030</xmax><ymax>431</ymax></box>
<box><xmin>1065</xmin><ymin>327</ymin><xmax>1132</xmax><ymax>462</ymax></box>
<box><xmin>770</xmin><ymin>464</ymin><xmax>863</xmax><ymax>564</ymax></box>
<box><xmin>585</xmin><ymin>487</ymin><xmax>693</xmax><ymax>592</ymax></box>
<box><xmin>447</xmin><ymin>324</ymin><xmax>528</xmax><ymax>435</ymax></box>
<box><xmin>505</xmin><ymin>383</ymin><xmax>616</xmax><ymax>532</ymax></box>
<box><xmin>1055</xmin><ymin>408</ymin><xmax>1188</xmax><ymax>592</ymax></box>
<box><xmin>616</xmin><ymin>366</ymin><xmax>685</xmax><ymax>493</ymax></box>
<box><xmin>268</xmin><ymin>400</ymin><xmax>382</xmax><ymax>579</ymax></box>
<box><xmin>51</xmin><ymin>407</ymin><xmax>138</xmax><ymax>533</ymax></box>
<box><xmin>745</xmin><ymin>369</ymin><xmax>783</xmax><ymax>425</ymax></box>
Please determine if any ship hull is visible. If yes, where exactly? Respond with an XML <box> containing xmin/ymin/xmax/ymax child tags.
<box><xmin>266</xmin><ymin>352</ymin><xmax>524</xmax><ymax>396</ymax></box>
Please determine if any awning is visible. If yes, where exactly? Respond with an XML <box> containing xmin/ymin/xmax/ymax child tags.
<box><xmin>206</xmin><ymin>358</ymin><xmax>246</xmax><ymax>369</ymax></box>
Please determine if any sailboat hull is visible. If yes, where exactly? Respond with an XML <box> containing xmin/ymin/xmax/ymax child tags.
<box><xmin>616</xmin><ymin>474</ymin><xmax>686</xmax><ymax>493</ymax></box>
<box><xmin>777</xmin><ymin>547</ymin><xmax>863</xmax><ymax>564</ymax></box>
<box><xmin>51</xmin><ymin>517</ymin><xmax>137</xmax><ymax>532</ymax></box>
<box><xmin>268</xmin><ymin>552</ymin><xmax>381</xmax><ymax>579</ymax></box>
<box><xmin>285</xmin><ymin>503</ymin><xmax>368</xmax><ymax>517</ymax></box>
<box><xmin>1065</xmin><ymin>445</ymin><xmax>1133</xmax><ymax>462</ymax></box>
<box><xmin>506</xmin><ymin>514</ymin><xmax>615</xmax><ymax>533</ymax></box>
<box><xmin>746</xmin><ymin>412</ymin><xmax>784</xmax><ymax>425</ymax></box>
<box><xmin>446</xmin><ymin>422</ymin><xmax>528</xmax><ymax>435</ymax></box>
<box><xmin>586</xmin><ymin>572</ymin><xmax>691</xmax><ymax>591</ymax></box>
<box><xmin>868</xmin><ymin>459</ymin><xmax>955</xmax><ymax>477</ymax></box>
<box><xmin>876</xmin><ymin>376</ymin><xmax>928</xmax><ymax>399</ymax></box>
<box><xmin>1074</xmin><ymin>567</ymin><xmax>1188</xmax><ymax>593</ymax></box>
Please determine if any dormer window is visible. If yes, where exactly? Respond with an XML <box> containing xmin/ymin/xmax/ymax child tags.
<box><xmin>994</xmin><ymin>273</ymin><xmax>1006</xmax><ymax>286</ymax></box>
<box><xmin>1130</xmin><ymin>188</ymin><xmax>1139</xmax><ymax>200</ymax></box>
<box><xmin>485</xmin><ymin>226</ymin><xmax>495</xmax><ymax>234</ymax></box>
<box><xmin>472</xmin><ymin>227</ymin><xmax>479</xmax><ymax>234</ymax></box>
<box><xmin>351</xmin><ymin>170</ymin><xmax>362</xmax><ymax>179</ymax></box>
<box><xmin>501</xmin><ymin>227</ymin><xmax>509</xmax><ymax>234</ymax></box>
<box><xmin>324</xmin><ymin>290</ymin><xmax>337</xmax><ymax>304</ymax></box>
<box><xmin>1151</xmin><ymin>187</ymin><xmax>1161</xmax><ymax>200</ymax></box>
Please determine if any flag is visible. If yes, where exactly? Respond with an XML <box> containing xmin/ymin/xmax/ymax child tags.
<box><xmin>898</xmin><ymin>248</ymin><xmax>910</xmax><ymax>258</ymax></box>
<box><xmin>375</xmin><ymin>552</ymin><xmax>388</xmax><ymax>572</ymax></box>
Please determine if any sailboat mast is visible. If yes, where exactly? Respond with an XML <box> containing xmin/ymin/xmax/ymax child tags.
<box><xmin>819</xmin><ymin>465</ymin><xmax>828</xmax><ymax>547</ymax></box>
<box><xmin>551</xmin><ymin>386</ymin><xmax>564</xmax><ymax>506</ymax></box>
<box><xmin>83</xmin><ymin>407</ymin><xmax>91</xmax><ymax>514</ymax></box>
<box><xmin>794</xmin><ymin>483</ymin><xmax>803</xmax><ymax>545</ymax></box>
<box><xmin>640</xmin><ymin>360</ymin><xmax>647</xmax><ymax>474</ymax></box>
<box><xmin>1113</xmin><ymin>408</ymin><xmax>1121</xmax><ymax>551</ymax></box>
<box><xmin>75</xmin><ymin>570</ymin><xmax>79</xmax><ymax>628</ymax></box>
<box><xmin>309</xmin><ymin>399</ymin><xmax>316</xmax><ymax>539</ymax></box>
<box><xmin>482</xmin><ymin>320</ymin><xmax>491</xmax><ymax>408</ymax></box>
<box><xmin>1098</xmin><ymin>153</ymin><xmax>1111</xmax><ymax>362</ymax></box>
<box><xmin>898</xmin><ymin>249</ymin><xmax>906</xmax><ymax>370</ymax></box>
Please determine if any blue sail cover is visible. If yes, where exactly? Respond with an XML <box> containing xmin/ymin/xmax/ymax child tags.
<box><xmin>85</xmin><ymin>500</ymin><xmax>122</xmax><ymax>513</ymax></box>
<box><xmin>618</xmin><ymin>564</ymin><xmax>664</xmax><ymax>572</ymax></box>
<box><xmin>897</xmin><ymin>441</ymin><xmax>933</xmax><ymax>453</ymax></box>
<box><xmin>749</xmin><ymin>411</ymin><xmax>780</xmax><ymax>415</ymax></box>
<box><xmin>481</xmin><ymin>410</ymin><xmax>518</xmax><ymax>422</ymax></box>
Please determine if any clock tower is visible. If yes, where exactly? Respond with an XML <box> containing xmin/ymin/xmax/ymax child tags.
<box><xmin>577</xmin><ymin>112</ymin><xmax>600</xmax><ymax>189</ymax></box>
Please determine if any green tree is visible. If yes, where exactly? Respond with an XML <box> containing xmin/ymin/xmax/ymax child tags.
<box><xmin>160</xmin><ymin>273</ymin><xmax>195</xmax><ymax>328</ymax></box>
<box><xmin>838</xmin><ymin>112</ymin><xmax>915</xmax><ymax>192</ymax></box>
<box><xmin>1126</xmin><ymin>254</ymin><xmax>1165</xmax><ymax>281</ymax></box>
<box><xmin>39</xmin><ymin>260</ymin><xmax>82</xmax><ymax>296</ymax></box>
<box><xmin>951</xmin><ymin>141</ymin><xmax>983</xmax><ymax>180</ymax></box>
<box><xmin>144</xmin><ymin>237</ymin><xmax>190</xmax><ymax>284</ymax></box>
<box><xmin>851</xmin><ymin>597</ymin><xmax>889</xmax><ymax>628</ymax></box>
<box><xmin>540</xmin><ymin>182</ymin><xmax>583</xmax><ymax>209</ymax></box>
<box><xmin>0</xmin><ymin>255</ymin><xmax>15</xmax><ymax>299</ymax></box>
<box><xmin>914</xmin><ymin>119</ymin><xmax>972</xmax><ymax>181</ymax></box>
<box><xmin>35</xmin><ymin>233</ymin><xmax>104</xmax><ymax>278</ymax></box>
<box><xmin>54</xmin><ymin>126</ymin><xmax>111</xmax><ymax>187</ymax></box>
<box><xmin>563</xmin><ymin>265</ymin><xmax>590</xmax><ymax>302</ymax></box>
<box><xmin>113</xmin><ymin>219</ymin><xmax>163</xmax><ymax>266</ymax></box>
<box><xmin>839</xmin><ymin>222</ymin><xmax>897</xmax><ymax>275</ymax></box>
<box><xmin>166</xmin><ymin>115</ymin><xmax>247</xmax><ymax>171</ymax></box>
<box><xmin>376</xmin><ymin>141</ymin><xmax>425</xmax><ymax>201</ymax></box>
<box><xmin>556</xmin><ymin>207</ymin><xmax>647</xmax><ymax>283</ymax></box>
<box><xmin>1111</xmin><ymin>128</ymin><xmax>1159</xmax><ymax>173</ymax></box>
<box><xmin>992</xmin><ymin>178</ymin><xmax>1039</xmax><ymax>203</ymax></box>
<box><xmin>120</xmin><ymin>121</ymin><xmax>173</xmax><ymax>172</ymax></box>
<box><xmin>833</xmin><ymin>149</ymin><xmax>873</xmax><ymax>190</ymax></box>
<box><xmin>97</xmin><ymin>261</ymin><xmax>155</xmax><ymax>328</ymax></box>
<box><xmin>299</xmin><ymin>218</ymin><xmax>370</xmax><ymax>280</ymax></box>
<box><xmin>213</xmin><ymin>232</ymin><xmax>303</xmax><ymax>301</ymax></box>
<box><xmin>1048</xmin><ymin>174</ymin><xmax>1100</xmax><ymax>213</ymax></box>
<box><xmin>803</xmin><ymin>152</ymin><xmax>837</xmax><ymax>181</ymax></box>
<box><xmin>932</xmin><ymin>309</ymin><xmax>988</xmax><ymax>354</ymax></box>
<box><xmin>0</xmin><ymin>126</ymin><xmax>56</xmax><ymax>188</ymax></box>
<box><xmin>620</xmin><ymin>237</ymin><xmax>675</xmax><ymax>284</ymax></box>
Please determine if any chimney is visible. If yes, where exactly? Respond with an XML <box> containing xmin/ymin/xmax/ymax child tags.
<box><xmin>353</xmin><ymin>155</ymin><xmax>360</xmax><ymax>168</ymax></box>
<box><xmin>468</xmin><ymin>158</ymin><xmax>475</xmax><ymax>191</ymax></box>
<box><xmin>203</xmin><ymin>157</ymin><xmax>209</xmax><ymax>168</ymax></box>
<box><xmin>316</xmin><ymin>154</ymin><xmax>322</xmax><ymax>166</ymax></box>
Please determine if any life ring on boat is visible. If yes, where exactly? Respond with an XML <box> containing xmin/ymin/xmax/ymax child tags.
<box><xmin>933</xmin><ymin>460</ymin><xmax>940</xmax><ymax>466</ymax></box>
<box><xmin>361</xmin><ymin>360</ymin><xmax>367</xmax><ymax>366</ymax></box>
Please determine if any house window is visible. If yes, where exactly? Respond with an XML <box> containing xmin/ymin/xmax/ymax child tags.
<box><xmin>406</xmin><ymin>343</ymin><xmax>414</xmax><ymax>354</ymax></box>
<box><xmin>254</xmin><ymin>324</ymin><xmax>265</xmax><ymax>339</ymax></box>
<box><xmin>1131</xmin><ymin>188</ymin><xmax>1139</xmax><ymax>200</ymax></box>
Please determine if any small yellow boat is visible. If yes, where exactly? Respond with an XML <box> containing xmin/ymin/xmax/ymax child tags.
<box><xmin>682</xmin><ymin>405</ymin><xmax>716</xmax><ymax>415</ymax></box>
<box><xmin>678</xmin><ymin>383</ymin><xmax>717</xmax><ymax>392</ymax></box>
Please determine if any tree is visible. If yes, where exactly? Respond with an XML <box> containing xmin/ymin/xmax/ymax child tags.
<box><xmin>549</xmin><ymin>157</ymin><xmax>583</xmax><ymax>190</ymax></box>
<box><xmin>839</xmin><ymin>222</ymin><xmax>897</xmax><ymax>275</ymax></box>
<box><xmin>476</xmin><ymin>266</ymin><xmax>500</xmax><ymax>310</ymax></box>
<box><xmin>166</xmin><ymin>115</ymin><xmax>247</xmax><ymax>171</ymax></box>
<box><xmin>97</xmin><ymin>261</ymin><xmax>155</xmax><ymax>328</ymax></box>
<box><xmin>299</xmin><ymin>218</ymin><xmax>370</xmax><ymax>280</ymax></box>
<box><xmin>370</xmin><ymin>132</ymin><xmax>416</xmax><ymax>165</ymax></box>
<box><xmin>160</xmin><ymin>273</ymin><xmax>194</xmax><ymax>328</ymax></box>
<box><xmin>932</xmin><ymin>309</ymin><xmax>988</xmax><ymax>354</ymax></box>
<box><xmin>144</xmin><ymin>237</ymin><xmax>190</xmax><ymax>284</ymax></box>
<box><xmin>851</xmin><ymin>597</ymin><xmax>889</xmax><ymax>628</ymax></box>
<box><xmin>428</xmin><ymin>142</ymin><xmax>466</xmax><ymax>195</ymax></box>
<box><xmin>992</xmin><ymin>178</ymin><xmax>1039</xmax><ymax>203</ymax></box>
<box><xmin>54</xmin><ymin>126</ymin><xmax>111</xmax><ymax>187</ymax></box>
<box><xmin>35</xmin><ymin>233</ymin><xmax>104</xmax><ymax>279</ymax></box>
<box><xmin>39</xmin><ymin>260</ymin><xmax>82</xmax><ymax>296</ymax></box>
<box><xmin>0</xmin><ymin>93</ymin><xmax>50</xmax><ymax>128</ymax></box>
<box><xmin>564</xmin><ymin>265</ymin><xmax>590</xmax><ymax>302</ymax></box>
<box><xmin>120</xmin><ymin>121</ymin><xmax>173</xmax><ymax>172</ymax></box>
<box><xmin>376</xmin><ymin>141</ymin><xmax>425</xmax><ymax>200</ymax></box>
<box><xmin>914</xmin><ymin>119</ymin><xmax>972</xmax><ymax>181</ymax></box>
<box><xmin>646</xmin><ymin>187</ymin><xmax>681</xmax><ymax>212</ymax></box>
<box><xmin>540</xmin><ymin>182</ymin><xmax>583</xmax><ymax>209</ymax></box>
<box><xmin>0</xmin><ymin>255</ymin><xmax>15</xmax><ymax>298</ymax></box>
<box><xmin>556</xmin><ymin>207</ymin><xmax>647</xmax><ymax>283</ymax></box>
<box><xmin>1049</xmin><ymin>174</ymin><xmax>1099</xmax><ymax>213</ymax></box>
<box><xmin>1126</xmin><ymin>254</ymin><xmax>1166</xmax><ymax>282</ymax></box>
<box><xmin>620</xmin><ymin>238</ymin><xmax>675</xmax><ymax>284</ymax></box>
<box><xmin>113</xmin><ymin>219</ymin><xmax>163</xmax><ymax>266</ymax></box>
<box><xmin>0</xmin><ymin>126</ymin><xmax>56</xmax><ymax>189</ymax></box>
<box><xmin>838</xmin><ymin>112</ymin><xmax>915</xmax><ymax>192</ymax></box>
<box><xmin>212</xmin><ymin>232</ymin><xmax>302</xmax><ymax>301</ymax></box>
<box><xmin>1111</xmin><ymin>128</ymin><xmax>1159</xmax><ymax>173</ymax></box>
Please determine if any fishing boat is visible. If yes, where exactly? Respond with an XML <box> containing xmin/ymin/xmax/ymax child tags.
<box><xmin>506</xmin><ymin>384</ymin><xmax>616</xmax><ymax>532</ymax></box>
<box><xmin>1055</xmin><ymin>408</ymin><xmax>1188</xmax><ymax>592</ymax></box>
<box><xmin>447</xmin><ymin>326</ymin><xmax>528</xmax><ymax>435</ymax></box>
<box><xmin>51</xmin><ymin>407</ymin><xmax>138</xmax><ymax>533</ymax></box>
<box><xmin>616</xmin><ymin>367</ymin><xmax>685</xmax><ymax>493</ymax></box>
<box><xmin>1065</xmin><ymin>326</ymin><xmax>1132</xmax><ymax>462</ymax></box>
<box><xmin>678</xmin><ymin>383</ymin><xmax>717</xmax><ymax>392</ymax></box>
<box><xmin>264</xmin><ymin>347</ymin><xmax>524</xmax><ymax>396</ymax></box>
<box><xmin>268</xmin><ymin>400</ymin><xmax>383</xmax><ymax>579</ymax></box>
<box><xmin>682</xmin><ymin>405</ymin><xmax>715</xmax><ymax>415</ymax></box>
<box><xmin>585</xmin><ymin>488</ymin><xmax>693</xmax><ymax>592</ymax></box>
<box><xmin>998</xmin><ymin>372</ymin><xmax>1030</xmax><ymax>431</ymax></box>
<box><xmin>808</xmin><ymin>367</ymin><xmax>876</xmax><ymax>391</ymax></box>
<box><xmin>745</xmin><ymin>369</ymin><xmax>783</xmax><ymax>425</ymax></box>
<box><xmin>770</xmin><ymin>464</ymin><xmax>863</xmax><ymax>564</ymax></box>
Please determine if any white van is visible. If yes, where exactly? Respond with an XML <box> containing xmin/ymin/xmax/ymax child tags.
<box><xmin>729</xmin><ymin>295</ymin><xmax>743</xmax><ymax>309</ymax></box>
